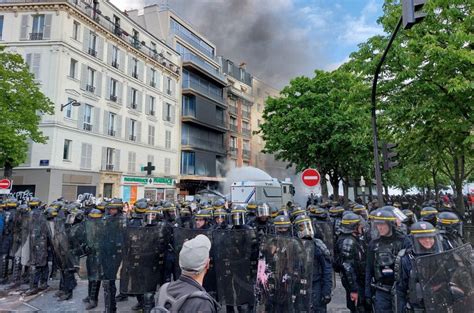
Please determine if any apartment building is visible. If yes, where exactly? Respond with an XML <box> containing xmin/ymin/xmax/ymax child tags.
<box><xmin>128</xmin><ymin>5</ymin><xmax>228</xmax><ymax>196</ymax></box>
<box><xmin>0</xmin><ymin>0</ymin><xmax>181</xmax><ymax>203</ymax></box>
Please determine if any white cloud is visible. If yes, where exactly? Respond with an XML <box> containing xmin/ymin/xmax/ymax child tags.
<box><xmin>324</xmin><ymin>57</ymin><xmax>350</xmax><ymax>71</ymax></box>
<box><xmin>338</xmin><ymin>0</ymin><xmax>384</xmax><ymax>45</ymax></box>
<box><xmin>110</xmin><ymin>0</ymin><xmax>144</xmax><ymax>11</ymax></box>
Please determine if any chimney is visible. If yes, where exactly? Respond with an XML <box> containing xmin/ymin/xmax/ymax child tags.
<box><xmin>239</xmin><ymin>62</ymin><xmax>247</xmax><ymax>70</ymax></box>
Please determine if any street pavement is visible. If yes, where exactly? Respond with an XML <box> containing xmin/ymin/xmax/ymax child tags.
<box><xmin>1</xmin><ymin>277</ymin><xmax>350</xmax><ymax>312</ymax></box>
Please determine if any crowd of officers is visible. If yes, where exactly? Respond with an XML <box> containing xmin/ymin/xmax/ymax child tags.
<box><xmin>0</xmin><ymin>196</ymin><xmax>471</xmax><ymax>313</ymax></box>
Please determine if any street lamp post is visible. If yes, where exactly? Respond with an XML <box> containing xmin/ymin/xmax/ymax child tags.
<box><xmin>360</xmin><ymin>176</ymin><xmax>366</xmax><ymax>205</ymax></box>
<box><xmin>60</xmin><ymin>99</ymin><xmax>81</xmax><ymax>111</ymax></box>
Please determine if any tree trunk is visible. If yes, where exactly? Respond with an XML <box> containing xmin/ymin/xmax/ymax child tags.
<box><xmin>320</xmin><ymin>172</ymin><xmax>329</xmax><ymax>201</ymax></box>
<box><xmin>329</xmin><ymin>174</ymin><xmax>340</xmax><ymax>202</ymax></box>
<box><xmin>3</xmin><ymin>160</ymin><xmax>12</xmax><ymax>178</ymax></box>
<box><xmin>342</xmin><ymin>177</ymin><xmax>350</xmax><ymax>207</ymax></box>
<box><xmin>432</xmin><ymin>169</ymin><xmax>440</xmax><ymax>203</ymax></box>
<box><xmin>384</xmin><ymin>184</ymin><xmax>389</xmax><ymax>198</ymax></box>
<box><xmin>452</xmin><ymin>155</ymin><xmax>466</xmax><ymax>216</ymax></box>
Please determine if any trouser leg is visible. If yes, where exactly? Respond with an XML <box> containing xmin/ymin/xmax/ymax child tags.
<box><xmin>104</xmin><ymin>280</ymin><xmax>117</xmax><ymax>313</ymax></box>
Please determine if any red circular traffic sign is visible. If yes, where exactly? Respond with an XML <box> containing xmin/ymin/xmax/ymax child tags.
<box><xmin>0</xmin><ymin>179</ymin><xmax>11</xmax><ymax>189</ymax></box>
<box><xmin>301</xmin><ymin>169</ymin><xmax>321</xmax><ymax>187</ymax></box>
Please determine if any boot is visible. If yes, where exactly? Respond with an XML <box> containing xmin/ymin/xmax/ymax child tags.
<box><xmin>23</xmin><ymin>287</ymin><xmax>40</xmax><ymax>296</ymax></box>
<box><xmin>0</xmin><ymin>255</ymin><xmax>8</xmax><ymax>284</ymax></box>
<box><xmin>58</xmin><ymin>291</ymin><xmax>72</xmax><ymax>301</ymax></box>
<box><xmin>54</xmin><ymin>290</ymin><xmax>65</xmax><ymax>297</ymax></box>
<box><xmin>83</xmin><ymin>280</ymin><xmax>92</xmax><ymax>303</ymax></box>
<box><xmin>143</xmin><ymin>293</ymin><xmax>155</xmax><ymax>313</ymax></box>
<box><xmin>115</xmin><ymin>292</ymin><xmax>128</xmax><ymax>302</ymax></box>
<box><xmin>132</xmin><ymin>294</ymin><xmax>144</xmax><ymax>311</ymax></box>
<box><xmin>5</xmin><ymin>258</ymin><xmax>22</xmax><ymax>290</ymax></box>
<box><xmin>85</xmin><ymin>300</ymin><xmax>98</xmax><ymax>310</ymax></box>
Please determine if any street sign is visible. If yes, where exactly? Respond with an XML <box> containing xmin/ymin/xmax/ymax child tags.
<box><xmin>0</xmin><ymin>179</ymin><xmax>12</xmax><ymax>194</ymax></box>
<box><xmin>301</xmin><ymin>169</ymin><xmax>321</xmax><ymax>187</ymax></box>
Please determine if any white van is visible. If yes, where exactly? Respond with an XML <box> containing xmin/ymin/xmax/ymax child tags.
<box><xmin>230</xmin><ymin>178</ymin><xmax>294</xmax><ymax>208</ymax></box>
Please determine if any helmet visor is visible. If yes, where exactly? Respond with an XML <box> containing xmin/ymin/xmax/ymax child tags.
<box><xmin>296</xmin><ymin>218</ymin><xmax>314</xmax><ymax>239</ymax></box>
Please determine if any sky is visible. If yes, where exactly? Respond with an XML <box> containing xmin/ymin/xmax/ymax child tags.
<box><xmin>111</xmin><ymin>0</ymin><xmax>385</xmax><ymax>89</ymax></box>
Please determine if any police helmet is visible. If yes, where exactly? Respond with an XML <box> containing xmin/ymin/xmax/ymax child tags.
<box><xmin>107</xmin><ymin>198</ymin><xmax>124</xmax><ymax>214</ymax></box>
<box><xmin>144</xmin><ymin>207</ymin><xmax>159</xmax><ymax>226</ymax></box>
<box><xmin>313</xmin><ymin>206</ymin><xmax>329</xmax><ymax>220</ymax></box>
<box><xmin>66</xmin><ymin>208</ymin><xmax>84</xmax><ymax>224</ymax></box>
<box><xmin>437</xmin><ymin>211</ymin><xmax>462</xmax><ymax>235</ymax></box>
<box><xmin>290</xmin><ymin>205</ymin><xmax>306</xmax><ymax>220</ymax></box>
<box><xmin>402</xmin><ymin>209</ymin><xmax>417</xmax><ymax>225</ymax></box>
<box><xmin>247</xmin><ymin>200</ymin><xmax>257</xmax><ymax>214</ymax></box>
<box><xmin>212</xmin><ymin>199</ymin><xmax>225</xmax><ymax>210</ymax></box>
<box><xmin>410</xmin><ymin>221</ymin><xmax>443</xmax><ymax>255</ymax></box>
<box><xmin>256</xmin><ymin>202</ymin><xmax>271</xmax><ymax>218</ymax></box>
<box><xmin>230</xmin><ymin>206</ymin><xmax>247</xmax><ymax>226</ymax></box>
<box><xmin>5</xmin><ymin>198</ymin><xmax>19</xmax><ymax>208</ymax></box>
<box><xmin>340</xmin><ymin>212</ymin><xmax>362</xmax><ymax>234</ymax></box>
<box><xmin>28</xmin><ymin>197</ymin><xmax>42</xmax><ymax>209</ymax></box>
<box><xmin>369</xmin><ymin>209</ymin><xmax>397</xmax><ymax>237</ymax></box>
<box><xmin>96</xmin><ymin>201</ymin><xmax>108</xmax><ymax>212</ymax></box>
<box><xmin>134</xmin><ymin>200</ymin><xmax>148</xmax><ymax>214</ymax></box>
<box><xmin>88</xmin><ymin>208</ymin><xmax>103</xmax><ymax>219</ymax></box>
<box><xmin>44</xmin><ymin>206</ymin><xmax>58</xmax><ymax>219</ymax></box>
<box><xmin>273</xmin><ymin>215</ymin><xmax>292</xmax><ymax>235</ymax></box>
<box><xmin>329</xmin><ymin>206</ymin><xmax>344</xmax><ymax>218</ymax></box>
<box><xmin>420</xmin><ymin>207</ymin><xmax>438</xmax><ymax>225</ymax></box>
<box><xmin>293</xmin><ymin>214</ymin><xmax>314</xmax><ymax>239</ymax></box>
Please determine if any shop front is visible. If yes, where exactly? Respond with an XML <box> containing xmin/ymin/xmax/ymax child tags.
<box><xmin>121</xmin><ymin>176</ymin><xmax>177</xmax><ymax>204</ymax></box>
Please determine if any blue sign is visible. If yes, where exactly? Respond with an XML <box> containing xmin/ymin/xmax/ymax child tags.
<box><xmin>39</xmin><ymin>160</ymin><xmax>49</xmax><ymax>166</ymax></box>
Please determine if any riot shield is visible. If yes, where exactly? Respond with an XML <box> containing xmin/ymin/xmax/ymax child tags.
<box><xmin>255</xmin><ymin>235</ymin><xmax>314</xmax><ymax>313</ymax></box>
<box><xmin>213</xmin><ymin>229</ymin><xmax>258</xmax><ymax>306</ymax></box>
<box><xmin>312</xmin><ymin>220</ymin><xmax>334</xmax><ymax>256</ymax></box>
<box><xmin>19</xmin><ymin>211</ymin><xmax>31</xmax><ymax>265</ymax></box>
<box><xmin>120</xmin><ymin>224</ymin><xmax>167</xmax><ymax>294</ymax></box>
<box><xmin>463</xmin><ymin>226</ymin><xmax>474</xmax><ymax>246</ymax></box>
<box><xmin>69</xmin><ymin>221</ymin><xmax>87</xmax><ymax>278</ymax></box>
<box><xmin>98</xmin><ymin>215</ymin><xmax>125</xmax><ymax>280</ymax></box>
<box><xmin>48</xmin><ymin>218</ymin><xmax>75</xmax><ymax>270</ymax></box>
<box><xmin>28</xmin><ymin>210</ymin><xmax>49</xmax><ymax>267</ymax></box>
<box><xmin>415</xmin><ymin>243</ymin><xmax>474</xmax><ymax>313</ymax></box>
<box><xmin>173</xmin><ymin>228</ymin><xmax>216</xmax><ymax>295</ymax></box>
<box><xmin>84</xmin><ymin>218</ymin><xmax>103</xmax><ymax>280</ymax></box>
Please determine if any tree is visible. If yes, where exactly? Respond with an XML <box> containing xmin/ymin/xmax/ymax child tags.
<box><xmin>346</xmin><ymin>0</ymin><xmax>473</xmax><ymax>214</ymax></box>
<box><xmin>259</xmin><ymin>69</ymin><xmax>372</xmax><ymax>201</ymax></box>
<box><xmin>0</xmin><ymin>48</ymin><xmax>54</xmax><ymax>177</ymax></box>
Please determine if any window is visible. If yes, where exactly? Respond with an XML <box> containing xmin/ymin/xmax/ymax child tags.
<box><xmin>129</xmin><ymin>119</ymin><xmax>137</xmax><ymax>141</ymax></box>
<box><xmin>240</xmin><ymin>68</ymin><xmax>245</xmax><ymax>80</ymax></box>
<box><xmin>86</xmin><ymin>67</ymin><xmax>95</xmax><ymax>92</ymax></box>
<box><xmin>131</xmin><ymin>88</ymin><xmax>138</xmax><ymax>108</ymax></box>
<box><xmin>72</xmin><ymin>21</ymin><xmax>80</xmax><ymax>40</ymax></box>
<box><xmin>216</xmin><ymin>107</ymin><xmax>224</xmax><ymax>124</ymax></box>
<box><xmin>182</xmin><ymin>95</ymin><xmax>195</xmax><ymax>117</ymax></box>
<box><xmin>181</xmin><ymin>151</ymin><xmax>195</xmax><ymax>175</ymax></box>
<box><xmin>132</xmin><ymin>29</ymin><xmax>140</xmax><ymax>48</ymax></box>
<box><xmin>103</xmin><ymin>183</ymin><xmax>113</xmax><ymax>198</ymax></box>
<box><xmin>150</xmin><ymin>68</ymin><xmax>156</xmax><ymax>87</ymax></box>
<box><xmin>165</xmin><ymin>131</ymin><xmax>173</xmax><ymax>149</ymax></box>
<box><xmin>25</xmin><ymin>53</ymin><xmax>41</xmax><ymax>80</ymax></box>
<box><xmin>230</xmin><ymin>117</ymin><xmax>237</xmax><ymax>132</ymax></box>
<box><xmin>109</xmin><ymin>78</ymin><xmax>118</xmax><ymax>100</ymax></box>
<box><xmin>166</xmin><ymin>77</ymin><xmax>172</xmax><ymax>95</ymax></box>
<box><xmin>112</xmin><ymin>45</ymin><xmax>119</xmax><ymax>68</ymax></box>
<box><xmin>80</xmin><ymin>143</ymin><xmax>92</xmax><ymax>169</ymax></box>
<box><xmin>132</xmin><ymin>57</ymin><xmax>138</xmax><ymax>78</ymax></box>
<box><xmin>128</xmin><ymin>151</ymin><xmax>136</xmax><ymax>173</ymax></box>
<box><xmin>64</xmin><ymin>97</ymin><xmax>74</xmax><ymax>119</ymax></box>
<box><xmin>31</xmin><ymin>15</ymin><xmax>45</xmax><ymax>39</ymax></box>
<box><xmin>243</xmin><ymin>140</ymin><xmax>250</xmax><ymax>150</ymax></box>
<box><xmin>88</xmin><ymin>31</ymin><xmax>97</xmax><ymax>56</ymax></box>
<box><xmin>147</xmin><ymin>154</ymin><xmax>154</xmax><ymax>164</ymax></box>
<box><xmin>0</xmin><ymin>16</ymin><xmax>4</xmax><ymax>40</ymax></box>
<box><xmin>164</xmin><ymin>158</ymin><xmax>171</xmax><ymax>175</ymax></box>
<box><xmin>148</xmin><ymin>125</ymin><xmax>155</xmax><ymax>145</ymax></box>
<box><xmin>106</xmin><ymin>148</ymin><xmax>114</xmax><ymax>170</ymax></box>
<box><xmin>113</xmin><ymin>15</ymin><xmax>121</xmax><ymax>35</ymax></box>
<box><xmin>230</xmin><ymin>136</ymin><xmax>237</xmax><ymax>148</ymax></box>
<box><xmin>149</xmin><ymin>96</ymin><xmax>156</xmax><ymax>116</ymax></box>
<box><xmin>257</xmin><ymin>119</ymin><xmax>261</xmax><ymax>127</ymax></box>
<box><xmin>108</xmin><ymin>112</ymin><xmax>116</xmax><ymax>136</ymax></box>
<box><xmin>63</xmin><ymin>139</ymin><xmax>72</xmax><ymax>160</ymax></box>
<box><xmin>165</xmin><ymin>103</ymin><xmax>172</xmax><ymax>121</ymax></box>
<box><xmin>257</xmin><ymin>103</ymin><xmax>262</xmax><ymax>112</ymax></box>
<box><xmin>69</xmin><ymin>59</ymin><xmax>77</xmax><ymax>78</ymax></box>
<box><xmin>83</xmin><ymin>104</ymin><xmax>93</xmax><ymax>131</ymax></box>
<box><xmin>242</xmin><ymin>121</ymin><xmax>249</xmax><ymax>130</ymax></box>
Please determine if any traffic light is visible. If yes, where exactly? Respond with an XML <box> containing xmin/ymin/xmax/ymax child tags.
<box><xmin>382</xmin><ymin>143</ymin><xmax>399</xmax><ymax>171</ymax></box>
<box><xmin>402</xmin><ymin>0</ymin><xmax>427</xmax><ymax>29</ymax></box>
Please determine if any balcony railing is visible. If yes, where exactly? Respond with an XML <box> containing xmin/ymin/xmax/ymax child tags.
<box><xmin>105</xmin><ymin>164</ymin><xmax>114</xmax><ymax>171</ymax></box>
<box><xmin>83</xmin><ymin>123</ymin><xmax>92</xmax><ymax>131</ymax></box>
<box><xmin>181</xmin><ymin>136</ymin><xmax>224</xmax><ymax>152</ymax></box>
<box><xmin>29</xmin><ymin>32</ymin><xmax>43</xmax><ymax>40</ymax></box>
<box><xmin>86</xmin><ymin>84</ymin><xmax>95</xmax><ymax>93</ymax></box>
<box><xmin>242</xmin><ymin>111</ymin><xmax>250</xmax><ymax>119</ymax></box>
<box><xmin>182</xmin><ymin>53</ymin><xmax>225</xmax><ymax>82</ymax></box>
<box><xmin>88</xmin><ymin>48</ymin><xmax>97</xmax><ymax>57</ymax></box>
<box><xmin>150</xmin><ymin>81</ymin><xmax>156</xmax><ymax>88</ymax></box>
<box><xmin>182</xmin><ymin>79</ymin><xmax>223</xmax><ymax>103</ymax></box>
<box><xmin>132</xmin><ymin>71</ymin><xmax>139</xmax><ymax>79</ymax></box>
<box><xmin>171</xmin><ymin>27</ymin><xmax>215</xmax><ymax>60</ymax></box>
<box><xmin>108</xmin><ymin>129</ymin><xmax>116</xmax><ymax>136</ymax></box>
<box><xmin>111</xmin><ymin>60</ymin><xmax>119</xmax><ymax>69</ymax></box>
<box><xmin>242</xmin><ymin>128</ymin><xmax>251</xmax><ymax>137</ymax></box>
<box><xmin>109</xmin><ymin>95</ymin><xmax>117</xmax><ymax>102</ymax></box>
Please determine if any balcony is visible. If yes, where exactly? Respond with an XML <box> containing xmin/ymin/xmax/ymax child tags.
<box><xmin>86</xmin><ymin>84</ymin><xmax>95</xmax><ymax>93</ymax></box>
<box><xmin>29</xmin><ymin>32</ymin><xmax>43</xmax><ymax>40</ymax></box>
<box><xmin>105</xmin><ymin>164</ymin><xmax>114</xmax><ymax>171</ymax></box>
<box><xmin>181</xmin><ymin>136</ymin><xmax>225</xmax><ymax>153</ymax></box>
<box><xmin>171</xmin><ymin>27</ymin><xmax>215</xmax><ymax>60</ymax></box>
<box><xmin>132</xmin><ymin>71</ymin><xmax>139</xmax><ymax>79</ymax></box>
<box><xmin>109</xmin><ymin>95</ymin><xmax>117</xmax><ymax>102</ymax></box>
<box><xmin>182</xmin><ymin>53</ymin><xmax>226</xmax><ymax>85</ymax></box>
<box><xmin>182</xmin><ymin>79</ymin><xmax>224</xmax><ymax>104</ymax></box>
<box><xmin>83</xmin><ymin>123</ymin><xmax>92</xmax><ymax>131</ymax></box>
<box><xmin>108</xmin><ymin>129</ymin><xmax>116</xmax><ymax>136</ymax></box>
<box><xmin>243</xmin><ymin>149</ymin><xmax>251</xmax><ymax>159</ymax></box>
<box><xmin>111</xmin><ymin>60</ymin><xmax>119</xmax><ymax>69</ymax></box>
<box><xmin>130</xmin><ymin>38</ymin><xmax>141</xmax><ymax>50</ymax></box>
<box><xmin>242</xmin><ymin>128</ymin><xmax>251</xmax><ymax>137</ymax></box>
<box><xmin>229</xmin><ymin>147</ymin><xmax>238</xmax><ymax>157</ymax></box>
<box><xmin>229</xmin><ymin>124</ymin><xmax>237</xmax><ymax>132</ymax></box>
<box><xmin>88</xmin><ymin>48</ymin><xmax>97</xmax><ymax>57</ymax></box>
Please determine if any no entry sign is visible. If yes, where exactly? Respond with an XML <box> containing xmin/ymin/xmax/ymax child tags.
<box><xmin>301</xmin><ymin>169</ymin><xmax>321</xmax><ymax>187</ymax></box>
<box><xmin>0</xmin><ymin>178</ymin><xmax>12</xmax><ymax>194</ymax></box>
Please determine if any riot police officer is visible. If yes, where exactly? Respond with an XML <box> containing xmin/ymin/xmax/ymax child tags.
<box><xmin>272</xmin><ymin>215</ymin><xmax>292</xmax><ymax>237</ymax></box>
<box><xmin>329</xmin><ymin>206</ymin><xmax>345</xmax><ymax>240</ymax></box>
<box><xmin>395</xmin><ymin>221</ymin><xmax>444</xmax><ymax>312</ymax></box>
<box><xmin>420</xmin><ymin>206</ymin><xmax>438</xmax><ymax>226</ymax></box>
<box><xmin>212</xmin><ymin>208</ymin><xmax>229</xmax><ymax>230</ymax></box>
<box><xmin>437</xmin><ymin>211</ymin><xmax>465</xmax><ymax>250</ymax></box>
<box><xmin>294</xmin><ymin>214</ymin><xmax>333</xmax><ymax>312</ymax></box>
<box><xmin>230</xmin><ymin>206</ymin><xmax>251</xmax><ymax>230</ymax></box>
<box><xmin>246</xmin><ymin>200</ymin><xmax>257</xmax><ymax>224</ymax></box>
<box><xmin>249</xmin><ymin>202</ymin><xmax>272</xmax><ymax>241</ymax></box>
<box><xmin>193</xmin><ymin>209</ymin><xmax>212</xmax><ymax>230</ymax></box>
<box><xmin>0</xmin><ymin>198</ymin><xmax>18</xmax><ymax>284</ymax></box>
<box><xmin>176</xmin><ymin>205</ymin><xmax>193</xmax><ymax>229</ymax></box>
<box><xmin>335</xmin><ymin>213</ymin><xmax>368</xmax><ymax>313</ymax></box>
<box><xmin>402</xmin><ymin>209</ymin><xmax>417</xmax><ymax>232</ymax></box>
<box><xmin>365</xmin><ymin>209</ymin><xmax>408</xmax><ymax>313</ymax></box>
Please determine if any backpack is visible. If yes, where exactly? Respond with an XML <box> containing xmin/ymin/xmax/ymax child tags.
<box><xmin>154</xmin><ymin>282</ymin><xmax>216</xmax><ymax>313</ymax></box>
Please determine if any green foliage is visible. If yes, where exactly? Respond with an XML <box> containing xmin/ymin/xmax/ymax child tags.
<box><xmin>0</xmin><ymin>47</ymin><xmax>54</xmax><ymax>172</ymax></box>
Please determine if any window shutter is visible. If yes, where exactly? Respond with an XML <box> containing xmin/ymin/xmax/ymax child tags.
<box><xmin>106</xmin><ymin>76</ymin><xmax>111</xmax><ymax>100</ymax></box>
<box><xmin>77</xmin><ymin>104</ymin><xmax>84</xmax><ymax>129</ymax></box>
<box><xmin>138</xmin><ymin>61</ymin><xmax>144</xmax><ymax>81</ymax></box>
<box><xmin>127</xmin><ymin>55</ymin><xmax>133</xmax><ymax>76</ymax></box>
<box><xmin>80</xmin><ymin>64</ymin><xmax>87</xmax><ymax>90</ymax></box>
<box><xmin>96</xmin><ymin>36</ymin><xmax>104</xmax><ymax>60</ymax></box>
<box><xmin>43</xmin><ymin>14</ymin><xmax>52</xmax><ymax>39</ymax></box>
<box><xmin>119</xmin><ymin>49</ymin><xmax>125</xmax><ymax>72</ymax></box>
<box><xmin>93</xmin><ymin>107</ymin><xmax>101</xmax><ymax>133</ymax></box>
<box><xmin>136</xmin><ymin>90</ymin><xmax>143</xmax><ymax>112</ymax></box>
<box><xmin>145</xmin><ymin>95</ymin><xmax>150</xmax><ymax>115</ymax></box>
<box><xmin>86</xmin><ymin>144</ymin><xmax>92</xmax><ymax>169</ymax></box>
<box><xmin>162</xmin><ymin>102</ymin><xmax>167</xmax><ymax>121</ymax></box>
<box><xmin>80</xmin><ymin>143</ymin><xmax>87</xmax><ymax>168</ymax></box>
<box><xmin>126</xmin><ymin>86</ymin><xmax>132</xmax><ymax>108</ymax></box>
<box><xmin>107</xmin><ymin>43</ymin><xmax>113</xmax><ymax>65</ymax></box>
<box><xmin>101</xmin><ymin>147</ymin><xmax>107</xmax><ymax>169</ymax></box>
<box><xmin>114</xmin><ymin>149</ymin><xmax>121</xmax><ymax>171</ymax></box>
<box><xmin>32</xmin><ymin>54</ymin><xmax>41</xmax><ymax>80</ymax></box>
<box><xmin>125</xmin><ymin>117</ymin><xmax>130</xmax><ymax>139</ymax></box>
<box><xmin>103</xmin><ymin>110</ymin><xmax>109</xmax><ymax>135</ymax></box>
<box><xmin>95</xmin><ymin>71</ymin><xmax>102</xmax><ymax>97</ymax></box>
<box><xmin>20</xmin><ymin>15</ymin><xmax>30</xmax><ymax>40</ymax></box>
<box><xmin>82</xmin><ymin>28</ymin><xmax>90</xmax><ymax>52</ymax></box>
<box><xmin>170</xmin><ymin>105</ymin><xmax>175</xmax><ymax>124</ymax></box>
<box><xmin>136</xmin><ymin>121</ymin><xmax>142</xmax><ymax>143</ymax></box>
<box><xmin>147</xmin><ymin>67</ymin><xmax>151</xmax><ymax>85</ymax></box>
<box><xmin>117</xmin><ymin>81</ymin><xmax>123</xmax><ymax>104</ymax></box>
<box><xmin>116</xmin><ymin>114</ymin><xmax>122</xmax><ymax>138</ymax></box>
<box><xmin>170</xmin><ymin>79</ymin><xmax>176</xmax><ymax>97</ymax></box>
